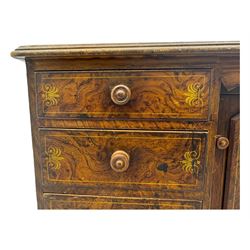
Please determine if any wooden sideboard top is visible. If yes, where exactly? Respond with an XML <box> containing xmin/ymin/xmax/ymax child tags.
<box><xmin>11</xmin><ymin>41</ymin><xmax>239</xmax><ymax>59</ymax></box>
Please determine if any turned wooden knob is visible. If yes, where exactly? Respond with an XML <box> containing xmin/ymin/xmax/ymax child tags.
<box><xmin>217</xmin><ymin>136</ymin><xmax>230</xmax><ymax>150</ymax></box>
<box><xmin>110</xmin><ymin>150</ymin><xmax>130</xmax><ymax>172</ymax></box>
<box><xmin>111</xmin><ymin>85</ymin><xmax>131</xmax><ymax>105</ymax></box>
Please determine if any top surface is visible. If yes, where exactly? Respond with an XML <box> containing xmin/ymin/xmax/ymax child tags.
<box><xmin>11</xmin><ymin>41</ymin><xmax>240</xmax><ymax>59</ymax></box>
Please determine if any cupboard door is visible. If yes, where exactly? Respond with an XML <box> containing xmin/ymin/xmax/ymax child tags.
<box><xmin>223</xmin><ymin>114</ymin><xmax>240</xmax><ymax>209</ymax></box>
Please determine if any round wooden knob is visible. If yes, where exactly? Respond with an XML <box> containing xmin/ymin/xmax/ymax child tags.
<box><xmin>110</xmin><ymin>150</ymin><xmax>130</xmax><ymax>172</ymax></box>
<box><xmin>217</xmin><ymin>136</ymin><xmax>229</xmax><ymax>150</ymax></box>
<box><xmin>111</xmin><ymin>85</ymin><xmax>131</xmax><ymax>105</ymax></box>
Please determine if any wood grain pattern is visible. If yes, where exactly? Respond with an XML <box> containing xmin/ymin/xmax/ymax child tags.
<box><xmin>40</xmin><ymin>129</ymin><xmax>207</xmax><ymax>191</ymax></box>
<box><xmin>211</xmin><ymin>93</ymin><xmax>239</xmax><ymax>208</ymax></box>
<box><xmin>221</xmin><ymin>68</ymin><xmax>240</xmax><ymax>91</ymax></box>
<box><xmin>11</xmin><ymin>42</ymin><xmax>240</xmax><ymax>209</ymax></box>
<box><xmin>36</xmin><ymin>70</ymin><xmax>211</xmax><ymax>120</ymax></box>
<box><xmin>223</xmin><ymin>114</ymin><xmax>240</xmax><ymax>209</ymax></box>
<box><xmin>11</xmin><ymin>41</ymin><xmax>239</xmax><ymax>59</ymax></box>
<box><xmin>43</xmin><ymin>194</ymin><xmax>202</xmax><ymax>209</ymax></box>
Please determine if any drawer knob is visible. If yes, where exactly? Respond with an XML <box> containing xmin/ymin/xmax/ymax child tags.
<box><xmin>110</xmin><ymin>150</ymin><xmax>130</xmax><ymax>172</ymax></box>
<box><xmin>111</xmin><ymin>85</ymin><xmax>131</xmax><ymax>105</ymax></box>
<box><xmin>217</xmin><ymin>136</ymin><xmax>230</xmax><ymax>150</ymax></box>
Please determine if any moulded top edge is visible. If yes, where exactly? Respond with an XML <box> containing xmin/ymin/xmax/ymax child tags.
<box><xmin>11</xmin><ymin>41</ymin><xmax>240</xmax><ymax>59</ymax></box>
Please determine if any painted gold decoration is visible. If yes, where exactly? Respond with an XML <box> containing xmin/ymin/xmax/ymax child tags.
<box><xmin>42</xmin><ymin>84</ymin><xmax>60</xmax><ymax>107</ymax></box>
<box><xmin>185</xmin><ymin>82</ymin><xmax>204</xmax><ymax>107</ymax></box>
<box><xmin>180</xmin><ymin>150</ymin><xmax>200</xmax><ymax>174</ymax></box>
<box><xmin>45</xmin><ymin>146</ymin><xmax>64</xmax><ymax>170</ymax></box>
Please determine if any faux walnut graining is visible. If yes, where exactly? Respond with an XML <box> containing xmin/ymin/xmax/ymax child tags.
<box><xmin>40</xmin><ymin>129</ymin><xmax>207</xmax><ymax>190</ymax></box>
<box><xmin>11</xmin><ymin>42</ymin><xmax>240</xmax><ymax>209</ymax></box>
<box><xmin>36</xmin><ymin>70</ymin><xmax>211</xmax><ymax>120</ymax></box>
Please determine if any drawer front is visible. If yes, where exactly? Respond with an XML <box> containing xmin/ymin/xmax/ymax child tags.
<box><xmin>43</xmin><ymin>194</ymin><xmax>202</xmax><ymax>209</ymax></box>
<box><xmin>40</xmin><ymin>129</ymin><xmax>207</xmax><ymax>191</ymax></box>
<box><xmin>36</xmin><ymin>70</ymin><xmax>211</xmax><ymax>120</ymax></box>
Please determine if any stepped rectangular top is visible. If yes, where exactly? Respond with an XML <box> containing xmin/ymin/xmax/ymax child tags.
<box><xmin>11</xmin><ymin>41</ymin><xmax>240</xmax><ymax>59</ymax></box>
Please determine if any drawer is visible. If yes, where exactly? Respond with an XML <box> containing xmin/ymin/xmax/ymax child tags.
<box><xmin>40</xmin><ymin>129</ymin><xmax>207</xmax><ymax>191</ymax></box>
<box><xmin>43</xmin><ymin>194</ymin><xmax>202</xmax><ymax>209</ymax></box>
<box><xmin>36</xmin><ymin>69</ymin><xmax>211</xmax><ymax>120</ymax></box>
